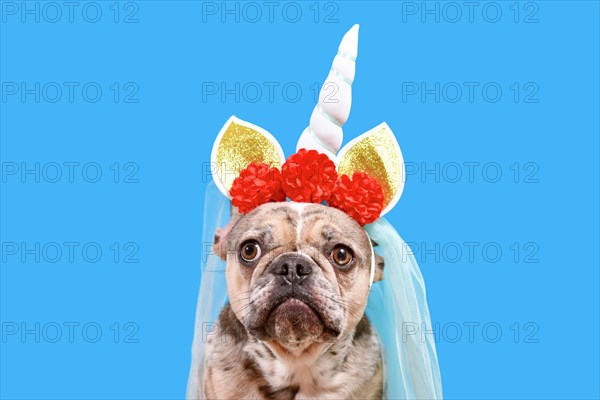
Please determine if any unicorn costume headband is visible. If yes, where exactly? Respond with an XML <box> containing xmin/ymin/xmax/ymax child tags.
<box><xmin>187</xmin><ymin>25</ymin><xmax>443</xmax><ymax>399</ymax></box>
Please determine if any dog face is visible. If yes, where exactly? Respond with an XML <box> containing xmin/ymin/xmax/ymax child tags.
<box><xmin>221</xmin><ymin>202</ymin><xmax>375</xmax><ymax>346</ymax></box>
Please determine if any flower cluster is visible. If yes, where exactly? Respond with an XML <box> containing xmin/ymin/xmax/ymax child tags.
<box><xmin>230</xmin><ymin>163</ymin><xmax>286</xmax><ymax>214</ymax></box>
<box><xmin>328</xmin><ymin>172</ymin><xmax>384</xmax><ymax>226</ymax></box>
<box><xmin>281</xmin><ymin>149</ymin><xmax>338</xmax><ymax>203</ymax></box>
<box><xmin>229</xmin><ymin>149</ymin><xmax>384</xmax><ymax>225</ymax></box>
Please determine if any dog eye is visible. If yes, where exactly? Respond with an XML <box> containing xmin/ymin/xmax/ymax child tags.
<box><xmin>331</xmin><ymin>245</ymin><xmax>353</xmax><ymax>266</ymax></box>
<box><xmin>240</xmin><ymin>240</ymin><xmax>261</xmax><ymax>263</ymax></box>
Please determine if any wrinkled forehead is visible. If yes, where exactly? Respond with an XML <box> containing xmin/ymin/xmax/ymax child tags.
<box><xmin>228</xmin><ymin>203</ymin><xmax>370</xmax><ymax>248</ymax></box>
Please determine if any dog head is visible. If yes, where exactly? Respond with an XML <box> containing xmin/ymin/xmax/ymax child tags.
<box><xmin>214</xmin><ymin>202</ymin><xmax>384</xmax><ymax>349</ymax></box>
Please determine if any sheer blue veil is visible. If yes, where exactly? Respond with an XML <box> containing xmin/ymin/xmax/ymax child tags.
<box><xmin>365</xmin><ymin>219</ymin><xmax>443</xmax><ymax>399</ymax></box>
<box><xmin>186</xmin><ymin>181</ymin><xmax>229</xmax><ymax>399</ymax></box>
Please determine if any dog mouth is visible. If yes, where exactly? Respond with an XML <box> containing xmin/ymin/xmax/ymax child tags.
<box><xmin>270</xmin><ymin>297</ymin><xmax>320</xmax><ymax>323</ymax></box>
<box><xmin>252</xmin><ymin>294</ymin><xmax>341</xmax><ymax>342</ymax></box>
<box><xmin>271</xmin><ymin>298</ymin><xmax>319</xmax><ymax>323</ymax></box>
<box><xmin>265</xmin><ymin>297</ymin><xmax>324</xmax><ymax>342</ymax></box>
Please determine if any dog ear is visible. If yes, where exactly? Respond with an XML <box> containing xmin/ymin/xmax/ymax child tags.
<box><xmin>372</xmin><ymin>240</ymin><xmax>385</xmax><ymax>283</ymax></box>
<box><xmin>213</xmin><ymin>205</ymin><xmax>243</xmax><ymax>260</ymax></box>
<box><xmin>373</xmin><ymin>252</ymin><xmax>385</xmax><ymax>282</ymax></box>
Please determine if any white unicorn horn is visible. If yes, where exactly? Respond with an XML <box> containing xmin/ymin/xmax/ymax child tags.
<box><xmin>297</xmin><ymin>24</ymin><xmax>359</xmax><ymax>160</ymax></box>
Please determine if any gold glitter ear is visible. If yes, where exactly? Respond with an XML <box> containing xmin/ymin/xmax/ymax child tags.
<box><xmin>211</xmin><ymin>116</ymin><xmax>285</xmax><ymax>198</ymax></box>
<box><xmin>336</xmin><ymin>122</ymin><xmax>405</xmax><ymax>216</ymax></box>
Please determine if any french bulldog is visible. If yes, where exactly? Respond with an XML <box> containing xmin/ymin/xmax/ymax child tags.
<box><xmin>204</xmin><ymin>202</ymin><xmax>385</xmax><ymax>399</ymax></box>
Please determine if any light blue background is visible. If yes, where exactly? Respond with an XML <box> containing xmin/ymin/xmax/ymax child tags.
<box><xmin>1</xmin><ymin>1</ymin><xmax>598</xmax><ymax>399</ymax></box>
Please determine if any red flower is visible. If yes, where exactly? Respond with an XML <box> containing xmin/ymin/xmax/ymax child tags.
<box><xmin>230</xmin><ymin>163</ymin><xmax>286</xmax><ymax>214</ymax></box>
<box><xmin>281</xmin><ymin>149</ymin><xmax>338</xmax><ymax>203</ymax></box>
<box><xmin>329</xmin><ymin>172</ymin><xmax>385</xmax><ymax>226</ymax></box>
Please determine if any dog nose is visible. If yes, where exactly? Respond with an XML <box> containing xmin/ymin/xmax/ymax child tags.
<box><xmin>270</xmin><ymin>253</ymin><xmax>313</xmax><ymax>281</ymax></box>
